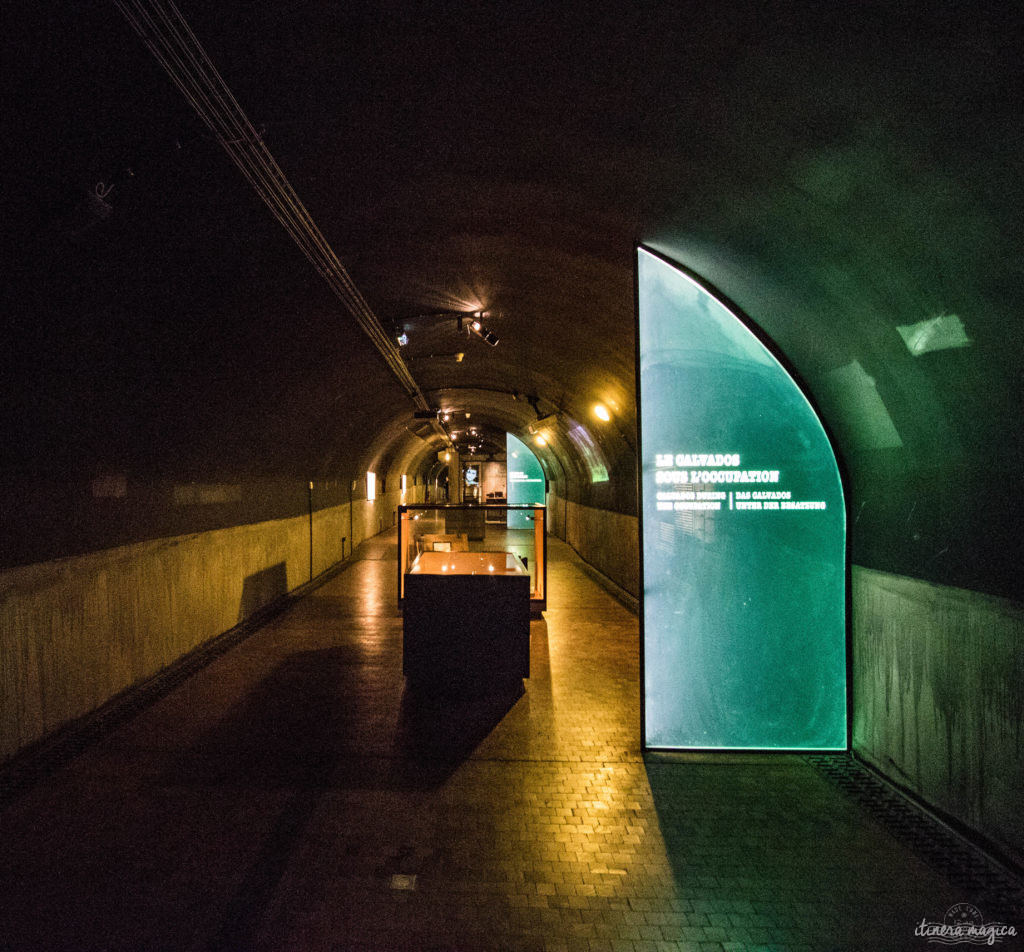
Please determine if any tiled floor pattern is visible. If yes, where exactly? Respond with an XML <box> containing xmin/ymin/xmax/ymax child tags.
<box><xmin>0</xmin><ymin>535</ymin><xmax>1019</xmax><ymax>951</ymax></box>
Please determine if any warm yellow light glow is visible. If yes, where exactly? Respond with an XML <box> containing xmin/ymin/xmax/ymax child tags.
<box><xmin>444</xmin><ymin>451</ymin><xmax>451</xmax><ymax>461</ymax></box>
<box><xmin>594</xmin><ymin>403</ymin><xmax>611</xmax><ymax>422</ymax></box>
<box><xmin>534</xmin><ymin>434</ymin><xmax>547</xmax><ymax>447</ymax></box>
<box><xmin>400</xmin><ymin>474</ymin><xmax>408</xmax><ymax>497</ymax></box>
<box><xmin>366</xmin><ymin>471</ymin><xmax>376</xmax><ymax>502</ymax></box>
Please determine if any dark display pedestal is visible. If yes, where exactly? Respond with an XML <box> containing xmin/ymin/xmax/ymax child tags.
<box><xmin>403</xmin><ymin>552</ymin><xmax>530</xmax><ymax>690</ymax></box>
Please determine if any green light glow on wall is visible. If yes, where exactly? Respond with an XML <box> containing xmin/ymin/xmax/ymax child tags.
<box><xmin>566</xmin><ymin>421</ymin><xmax>609</xmax><ymax>483</ymax></box>
<box><xmin>638</xmin><ymin>248</ymin><xmax>846</xmax><ymax>750</ymax></box>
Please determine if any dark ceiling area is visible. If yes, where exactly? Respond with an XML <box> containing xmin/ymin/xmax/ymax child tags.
<box><xmin>2</xmin><ymin>1</ymin><xmax>1022</xmax><ymax>598</ymax></box>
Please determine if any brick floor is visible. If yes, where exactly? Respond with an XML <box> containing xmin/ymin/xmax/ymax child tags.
<box><xmin>0</xmin><ymin>534</ymin><xmax>1020</xmax><ymax>951</ymax></box>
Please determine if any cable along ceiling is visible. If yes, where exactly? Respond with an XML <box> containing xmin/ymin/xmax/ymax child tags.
<box><xmin>112</xmin><ymin>0</ymin><xmax>435</xmax><ymax>418</ymax></box>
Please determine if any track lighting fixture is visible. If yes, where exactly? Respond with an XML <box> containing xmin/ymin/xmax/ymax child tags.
<box><xmin>466</xmin><ymin>311</ymin><xmax>499</xmax><ymax>346</ymax></box>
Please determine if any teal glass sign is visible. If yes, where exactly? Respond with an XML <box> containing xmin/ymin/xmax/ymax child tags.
<box><xmin>506</xmin><ymin>433</ymin><xmax>545</xmax><ymax>528</ymax></box>
<box><xmin>637</xmin><ymin>248</ymin><xmax>846</xmax><ymax>750</ymax></box>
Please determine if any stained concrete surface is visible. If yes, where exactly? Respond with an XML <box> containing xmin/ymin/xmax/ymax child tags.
<box><xmin>0</xmin><ymin>534</ymin><xmax>1020</xmax><ymax>951</ymax></box>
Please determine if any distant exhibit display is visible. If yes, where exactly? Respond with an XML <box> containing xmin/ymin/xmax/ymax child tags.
<box><xmin>637</xmin><ymin>247</ymin><xmax>847</xmax><ymax>750</ymax></box>
<box><xmin>506</xmin><ymin>433</ymin><xmax>545</xmax><ymax>529</ymax></box>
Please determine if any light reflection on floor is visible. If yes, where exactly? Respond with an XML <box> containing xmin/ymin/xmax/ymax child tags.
<box><xmin>0</xmin><ymin>532</ymin><xmax>1018</xmax><ymax>951</ymax></box>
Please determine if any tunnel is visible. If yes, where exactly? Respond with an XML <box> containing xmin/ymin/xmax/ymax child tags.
<box><xmin>2</xmin><ymin>1</ymin><xmax>1022</xmax><ymax>948</ymax></box>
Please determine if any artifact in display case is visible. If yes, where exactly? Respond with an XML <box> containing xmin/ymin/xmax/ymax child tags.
<box><xmin>398</xmin><ymin>504</ymin><xmax>546</xmax><ymax>613</ymax></box>
<box><xmin>484</xmin><ymin>493</ymin><xmax>508</xmax><ymax>524</ymax></box>
<box><xmin>397</xmin><ymin>505</ymin><xmax>547</xmax><ymax>689</ymax></box>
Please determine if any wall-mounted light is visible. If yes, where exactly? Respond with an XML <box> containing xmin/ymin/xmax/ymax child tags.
<box><xmin>397</xmin><ymin>332</ymin><xmax>409</xmax><ymax>346</ymax></box>
<box><xmin>400</xmin><ymin>474</ymin><xmax>408</xmax><ymax>497</ymax></box>
<box><xmin>534</xmin><ymin>434</ymin><xmax>547</xmax><ymax>447</ymax></box>
<box><xmin>366</xmin><ymin>471</ymin><xmax>376</xmax><ymax>501</ymax></box>
<box><xmin>528</xmin><ymin>413</ymin><xmax>559</xmax><ymax>434</ymax></box>
<box><xmin>594</xmin><ymin>403</ymin><xmax>611</xmax><ymax>422</ymax></box>
<box><xmin>466</xmin><ymin>311</ymin><xmax>499</xmax><ymax>346</ymax></box>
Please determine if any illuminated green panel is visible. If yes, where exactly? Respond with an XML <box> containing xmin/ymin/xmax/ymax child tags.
<box><xmin>638</xmin><ymin>248</ymin><xmax>846</xmax><ymax>750</ymax></box>
<box><xmin>507</xmin><ymin>433</ymin><xmax>545</xmax><ymax>528</ymax></box>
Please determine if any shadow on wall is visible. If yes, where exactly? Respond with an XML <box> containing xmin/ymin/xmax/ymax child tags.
<box><xmin>238</xmin><ymin>562</ymin><xmax>289</xmax><ymax>624</ymax></box>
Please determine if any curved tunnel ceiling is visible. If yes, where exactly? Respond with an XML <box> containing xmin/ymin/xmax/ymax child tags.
<box><xmin>2</xmin><ymin>0</ymin><xmax>1022</xmax><ymax>597</ymax></box>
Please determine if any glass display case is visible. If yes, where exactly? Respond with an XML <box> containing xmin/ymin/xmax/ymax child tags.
<box><xmin>397</xmin><ymin>504</ymin><xmax>547</xmax><ymax>613</ymax></box>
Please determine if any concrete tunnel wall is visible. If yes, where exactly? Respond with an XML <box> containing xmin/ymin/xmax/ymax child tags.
<box><xmin>0</xmin><ymin>487</ymin><xmax>413</xmax><ymax>765</ymax></box>
<box><xmin>2</xmin><ymin>0</ymin><xmax>1022</xmax><ymax>879</ymax></box>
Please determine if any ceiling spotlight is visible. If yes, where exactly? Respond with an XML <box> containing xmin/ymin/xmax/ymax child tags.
<box><xmin>466</xmin><ymin>316</ymin><xmax>500</xmax><ymax>346</ymax></box>
<box><xmin>594</xmin><ymin>403</ymin><xmax>611</xmax><ymax>422</ymax></box>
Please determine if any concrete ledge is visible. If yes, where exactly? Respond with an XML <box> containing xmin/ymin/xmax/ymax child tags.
<box><xmin>548</xmin><ymin>495</ymin><xmax>639</xmax><ymax>602</ymax></box>
<box><xmin>0</xmin><ymin>493</ymin><xmax>409</xmax><ymax>767</ymax></box>
<box><xmin>0</xmin><ymin>541</ymin><xmax>368</xmax><ymax>805</ymax></box>
<box><xmin>576</xmin><ymin>558</ymin><xmax>639</xmax><ymax>614</ymax></box>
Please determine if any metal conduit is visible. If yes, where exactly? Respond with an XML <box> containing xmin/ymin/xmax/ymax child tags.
<box><xmin>112</xmin><ymin>0</ymin><xmax>435</xmax><ymax>416</ymax></box>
